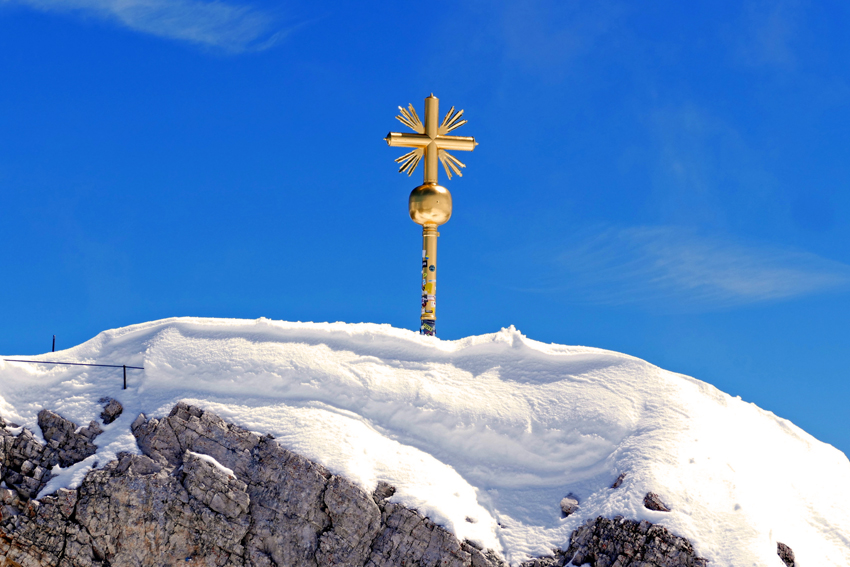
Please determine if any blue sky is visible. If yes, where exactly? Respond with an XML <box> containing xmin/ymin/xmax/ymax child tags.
<box><xmin>1</xmin><ymin>1</ymin><xmax>848</xmax><ymax>457</ymax></box>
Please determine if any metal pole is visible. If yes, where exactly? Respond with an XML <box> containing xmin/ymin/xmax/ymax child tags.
<box><xmin>123</xmin><ymin>365</ymin><xmax>127</xmax><ymax>390</ymax></box>
<box><xmin>52</xmin><ymin>335</ymin><xmax>55</xmax><ymax>352</ymax></box>
<box><xmin>420</xmin><ymin>225</ymin><xmax>438</xmax><ymax>335</ymax></box>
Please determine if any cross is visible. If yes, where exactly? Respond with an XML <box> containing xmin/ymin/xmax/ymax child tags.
<box><xmin>385</xmin><ymin>94</ymin><xmax>477</xmax><ymax>184</ymax></box>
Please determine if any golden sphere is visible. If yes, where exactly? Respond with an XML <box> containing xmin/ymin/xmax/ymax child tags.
<box><xmin>409</xmin><ymin>183</ymin><xmax>452</xmax><ymax>226</ymax></box>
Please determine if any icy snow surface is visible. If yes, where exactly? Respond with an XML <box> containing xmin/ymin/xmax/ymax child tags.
<box><xmin>187</xmin><ymin>451</ymin><xmax>236</xmax><ymax>478</ymax></box>
<box><xmin>1</xmin><ymin>317</ymin><xmax>848</xmax><ymax>566</ymax></box>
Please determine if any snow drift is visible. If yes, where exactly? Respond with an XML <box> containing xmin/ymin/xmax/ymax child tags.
<box><xmin>0</xmin><ymin>317</ymin><xmax>847</xmax><ymax>566</ymax></box>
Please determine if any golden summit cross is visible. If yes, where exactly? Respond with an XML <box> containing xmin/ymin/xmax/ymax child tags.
<box><xmin>385</xmin><ymin>94</ymin><xmax>478</xmax><ymax>183</ymax></box>
<box><xmin>384</xmin><ymin>94</ymin><xmax>478</xmax><ymax>337</ymax></box>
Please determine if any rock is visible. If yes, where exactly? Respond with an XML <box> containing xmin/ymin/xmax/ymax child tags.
<box><xmin>611</xmin><ymin>471</ymin><xmax>627</xmax><ymax>488</ymax></box>
<box><xmin>644</xmin><ymin>491</ymin><xmax>671</xmax><ymax>512</ymax></box>
<box><xmin>37</xmin><ymin>409</ymin><xmax>101</xmax><ymax>467</ymax></box>
<box><xmin>0</xmin><ymin>404</ymin><xmax>713</xmax><ymax>567</ymax></box>
<box><xmin>1</xmin><ymin>412</ymin><xmax>103</xmax><ymax>502</ymax></box>
<box><xmin>55</xmin><ymin>488</ymin><xmax>78</xmax><ymax>518</ymax></box>
<box><xmin>316</xmin><ymin>475</ymin><xmax>381</xmax><ymax>566</ymax></box>
<box><xmin>567</xmin><ymin>516</ymin><xmax>709</xmax><ymax>567</ymax></box>
<box><xmin>559</xmin><ymin>494</ymin><xmax>579</xmax><ymax>517</ymax></box>
<box><xmin>130</xmin><ymin>414</ymin><xmax>183</xmax><ymax>466</ymax></box>
<box><xmin>79</xmin><ymin>420</ymin><xmax>104</xmax><ymax>441</ymax></box>
<box><xmin>373</xmin><ymin>480</ymin><xmax>396</xmax><ymax>504</ymax></box>
<box><xmin>777</xmin><ymin>542</ymin><xmax>795</xmax><ymax>567</ymax></box>
<box><xmin>115</xmin><ymin>452</ymin><xmax>162</xmax><ymax>475</ymax></box>
<box><xmin>520</xmin><ymin>556</ymin><xmax>566</xmax><ymax>567</ymax></box>
<box><xmin>182</xmin><ymin>450</ymin><xmax>250</xmax><ymax>519</ymax></box>
<box><xmin>366</xmin><ymin>501</ymin><xmax>473</xmax><ymax>567</ymax></box>
<box><xmin>98</xmin><ymin>397</ymin><xmax>124</xmax><ymax>425</ymax></box>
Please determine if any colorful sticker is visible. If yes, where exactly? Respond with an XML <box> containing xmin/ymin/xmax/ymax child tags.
<box><xmin>420</xmin><ymin>320</ymin><xmax>436</xmax><ymax>336</ymax></box>
<box><xmin>420</xmin><ymin>247</ymin><xmax>436</xmax><ymax>333</ymax></box>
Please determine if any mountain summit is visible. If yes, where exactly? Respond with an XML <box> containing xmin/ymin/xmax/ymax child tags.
<box><xmin>1</xmin><ymin>317</ymin><xmax>847</xmax><ymax>566</ymax></box>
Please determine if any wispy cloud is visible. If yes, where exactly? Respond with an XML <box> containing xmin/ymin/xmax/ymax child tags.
<box><xmin>1</xmin><ymin>0</ymin><xmax>288</xmax><ymax>51</ymax></box>
<box><xmin>508</xmin><ymin>227</ymin><xmax>850</xmax><ymax>310</ymax></box>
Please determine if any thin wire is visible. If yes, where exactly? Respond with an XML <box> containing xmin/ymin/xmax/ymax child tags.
<box><xmin>4</xmin><ymin>359</ymin><xmax>144</xmax><ymax>370</ymax></box>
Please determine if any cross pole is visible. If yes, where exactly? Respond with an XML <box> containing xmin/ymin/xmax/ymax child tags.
<box><xmin>385</xmin><ymin>94</ymin><xmax>477</xmax><ymax>337</ymax></box>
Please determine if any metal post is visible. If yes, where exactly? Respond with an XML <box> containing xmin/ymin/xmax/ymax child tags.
<box><xmin>420</xmin><ymin>225</ymin><xmax>439</xmax><ymax>335</ymax></box>
<box><xmin>52</xmin><ymin>335</ymin><xmax>55</xmax><ymax>352</ymax></box>
<box><xmin>123</xmin><ymin>365</ymin><xmax>127</xmax><ymax>390</ymax></box>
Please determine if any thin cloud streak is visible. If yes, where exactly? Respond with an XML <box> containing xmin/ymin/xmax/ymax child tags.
<box><xmin>511</xmin><ymin>227</ymin><xmax>850</xmax><ymax>310</ymax></box>
<box><xmin>1</xmin><ymin>0</ymin><xmax>286</xmax><ymax>51</ymax></box>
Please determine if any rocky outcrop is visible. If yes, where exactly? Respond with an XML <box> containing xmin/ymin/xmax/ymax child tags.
<box><xmin>0</xmin><ymin>403</ymin><xmax>507</xmax><ymax>567</ymax></box>
<box><xmin>0</xmin><ymin>410</ymin><xmax>102</xmax><ymax>502</ymax></box>
<box><xmin>37</xmin><ymin>410</ymin><xmax>102</xmax><ymax>469</ymax></box>
<box><xmin>567</xmin><ymin>516</ymin><xmax>708</xmax><ymax>567</ymax></box>
<box><xmin>0</xmin><ymin>403</ymin><xmax>709</xmax><ymax>567</ymax></box>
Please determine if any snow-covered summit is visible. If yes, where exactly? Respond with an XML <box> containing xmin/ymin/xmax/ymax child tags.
<box><xmin>1</xmin><ymin>317</ymin><xmax>848</xmax><ymax>566</ymax></box>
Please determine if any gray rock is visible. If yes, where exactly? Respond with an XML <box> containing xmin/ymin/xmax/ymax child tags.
<box><xmin>115</xmin><ymin>452</ymin><xmax>162</xmax><ymax>476</ymax></box>
<box><xmin>37</xmin><ymin>409</ymin><xmax>101</xmax><ymax>467</ymax></box>
<box><xmin>559</xmin><ymin>495</ymin><xmax>579</xmax><ymax>517</ymax></box>
<box><xmin>316</xmin><ymin>475</ymin><xmax>382</xmax><ymax>566</ymax></box>
<box><xmin>644</xmin><ymin>491</ymin><xmax>672</xmax><ymax>512</ymax></box>
<box><xmin>0</xmin><ymin>412</ymin><xmax>103</xmax><ymax>502</ymax></box>
<box><xmin>0</xmin><ymin>404</ymin><xmax>714</xmax><ymax>567</ymax></box>
<box><xmin>567</xmin><ymin>516</ymin><xmax>709</xmax><ymax>567</ymax></box>
<box><xmin>98</xmin><ymin>397</ymin><xmax>123</xmax><ymax>425</ymax></box>
<box><xmin>520</xmin><ymin>556</ymin><xmax>566</xmax><ymax>567</ymax></box>
<box><xmin>366</xmin><ymin>501</ymin><xmax>474</xmax><ymax>567</ymax></box>
<box><xmin>130</xmin><ymin>414</ymin><xmax>183</xmax><ymax>466</ymax></box>
<box><xmin>611</xmin><ymin>472</ymin><xmax>627</xmax><ymax>488</ymax></box>
<box><xmin>777</xmin><ymin>541</ymin><xmax>795</xmax><ymax>567</ymax></box>
<box><xmin>373</xmin><ymin>480</ymin><xmax>396</xmax><ymax>504</ymax></box>
<box><xmin>182</xmin><ymin>450</ymin><xmax>250</xmax><ymax>519</ymax></box>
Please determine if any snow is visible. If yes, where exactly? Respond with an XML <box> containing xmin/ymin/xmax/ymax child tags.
<box><xmin>0</xmin><ymin>317</ymin><xmax>848</xmax><ymax>566</ymax></box>
<box><xmin>187</xmin><ymin>451</ymin><xmax>236</xmax><ymax>478</ymax></box>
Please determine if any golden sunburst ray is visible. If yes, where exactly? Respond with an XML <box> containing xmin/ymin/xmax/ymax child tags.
<box><xmin>438</xmin><ymin>149</ymin><xmax>466</xmax><ymax>179</ymax></box>
<box><xmin>394</xmin><ymin>149</ymin><xmax>419</xmax><ymax>172</ymax></box>
<box><xmin>396</xmin><ymin>104</ymin><xmax>425</xmax><ymax>134</ymax></box>
<box><xmin>406</xmin><ymin>104</ymin><xmax>423</xmax><ymax>128</ymax></box>
<box><xmin>403</xmin><ymin>153</ymin><xmax>423</xmax><ymax>176</ymax></box>
<box><xmin>438</xmin><ymin>107</ymin><xmax>467</xmax><ymax>135</ymax></box>
<box><xmin>395</xmin><ymin>148</ymin><xmax>424</xmax><ymax>176</ymax></box>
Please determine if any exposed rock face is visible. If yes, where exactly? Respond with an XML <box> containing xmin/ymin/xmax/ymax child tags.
<box><xmin>0</xmin><ymin>410</ymin><xmax>102</xmax><ymax>502</ymax></box>
<box><xmin>0</xmin><ymin>403</ymin><xmax>507</xmax><ymax>567</ymax></box>
<box><xmin>0</xmin><ymin>403</ymin><xmax>709</xmax><ymax>567</ymax></box>
<box><xmin>567</xmin><ymin>516</ymin><xmax>708</xmax><ymax>567</ymax></box>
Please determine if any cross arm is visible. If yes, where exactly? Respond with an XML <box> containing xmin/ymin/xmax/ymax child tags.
<box><xmin>434</xmin><ymin>135</ymin><xmax>477</xmax><ymax>152</ymax></box>
<box><xmin>385</xmin><ymin>132</ymin><xmax>430</xmax><ymax>148</ymax></box>
<box><xmin>386</xmin><ymin>133</ymin><xmax>477</xmax><ymax>152</ymax></box>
